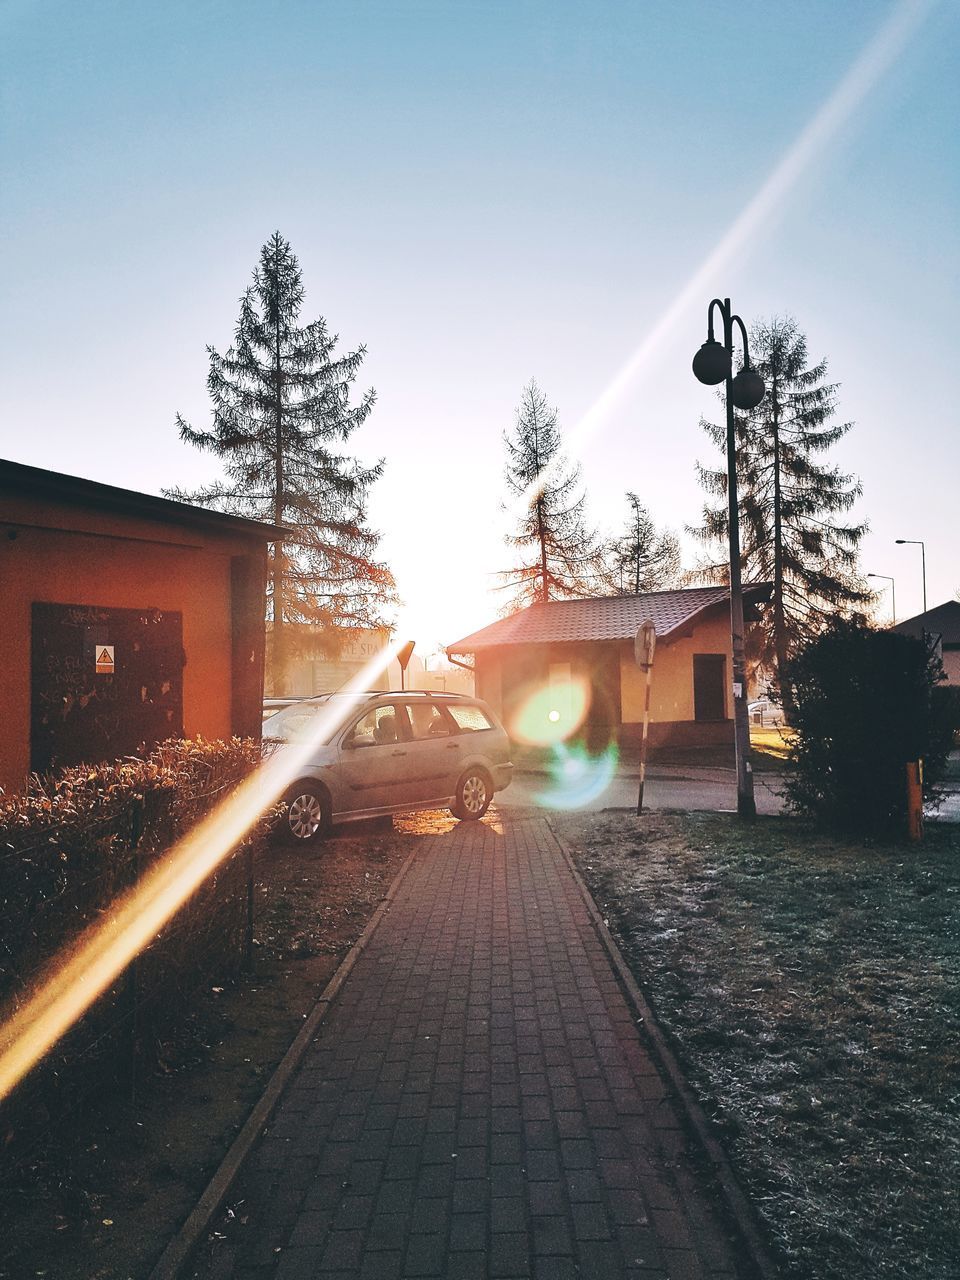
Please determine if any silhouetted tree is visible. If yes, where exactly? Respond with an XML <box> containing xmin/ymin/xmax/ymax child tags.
<box><xmin>168</xmin><ymin>232</ymin><xmax>396</xmax><ymax>689</ymax></box>
<box><xmin>499</xmin><ymin>380</ymin><xmax>602</xmax><ymax>611</ymax></box>
<box><xmin>604</xmin><ymin>492</ymin><xmax>681</xmax><ymax>594</ymax></box>
<box><xmin>690</xmin><ymin>316</ymin><xmax>872</xmax><ymax>708</ymax></box>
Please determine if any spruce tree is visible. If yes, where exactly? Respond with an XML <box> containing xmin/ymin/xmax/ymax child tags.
<box><xmin>690</xmin><ymin>316</ymin><xmax>872</xmax><ymax>707</ymax></box>
<box><xmin>604</xmin><ymin>493</ymin><xmax>681</xmax><ymax>595</ymax></box>
<box><xmin>168</xmin><ymin>232</ymin><xmax>396</xmax><ymax>690</ymax></box>
<box><xmin>499</xmin><ymin>380</ymin><xmax>602</xmax><ymax>612</ymax></box>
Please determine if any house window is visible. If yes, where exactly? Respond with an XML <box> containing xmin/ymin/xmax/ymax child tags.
<box><xmin>693</xmin><ymin>654</ymin><xmax>726</xmax><ymax>721</ymax></box>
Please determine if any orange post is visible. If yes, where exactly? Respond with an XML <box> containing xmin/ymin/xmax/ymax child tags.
<box><xmin>906</xmin><ymin>759</ymin><xmax>923</xmax><ymax>842</ymax></box>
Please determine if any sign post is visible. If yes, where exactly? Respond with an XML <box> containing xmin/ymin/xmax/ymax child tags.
<box><xmin>634</xmin><ymin>621</ymin><xmax>656</xmax><ymax>815</ymax></box>
<box><xmin>397</xmin><ymin>640</ymin><xmax>415</xmax><ymax>691</ymax></box>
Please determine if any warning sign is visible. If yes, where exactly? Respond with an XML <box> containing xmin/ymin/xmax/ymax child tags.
<box><xmin>95</xmin><ymin>645</ymin><xmax>115</xmax><ymax>674</ymax></box>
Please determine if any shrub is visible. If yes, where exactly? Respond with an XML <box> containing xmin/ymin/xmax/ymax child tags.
<box><xmin>0</xmin><ymin>738</ymin><xmax>269</xmax><ymax>1174</ymax></box>
<box><xmin>783</xmin><ymin>619</ymin><xmax>954</xmax><ymax>835</ymax></box>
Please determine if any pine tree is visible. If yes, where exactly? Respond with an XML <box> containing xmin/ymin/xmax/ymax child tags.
<box><xmin>690</xmin><ymin>316</ymin><xmax>873</xmax><ymax>707</ymax></box>
<box><xmin>499</xmin><ymin>380</ymin><xmax>602</xmax><ymax>612</ymax></box>
<box><xmin>604</xmin><ymin>493</ymin><xmax>681</xmax><ymax>595</ymax></box>
<box><xmin>167</xmin><ymin>232</ymin><xmax>396</xmax><ymax>689</ymax></box>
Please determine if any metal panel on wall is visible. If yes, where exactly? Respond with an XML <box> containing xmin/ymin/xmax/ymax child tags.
<box><xmin>30</xmin><ymin>602</ymin><xmax>185</xmax><ymax>775</ymax></box>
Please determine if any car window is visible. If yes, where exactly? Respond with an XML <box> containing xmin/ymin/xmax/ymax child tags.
<box><xmin>446</xmin><ymin>704</ymin><xmax>493</xmax><ymax>733</ymax></box>
<box><xmin>262</xmin><ymin>703</ymin><xmax>324</xmax><ymax>742</ymax></box>
<box><xmin>345</xmin><ymin>704</ymin><xmax>403</xmax><ymax>748</ymax></box>
<box><xmin>402</xmin><ymin>701</ymin><xmax>453</xmax><ymax>740</ymax></box>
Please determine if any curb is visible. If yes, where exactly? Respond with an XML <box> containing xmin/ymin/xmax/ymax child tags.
<box><xmin>148</xmin><ymin>844</ymin><xmax>420</xmax><ymax>1280</ymax></box>
<box><xmin>546</xmin><ymin>816</ymin><xmax>782</xmax><ymax>1280</ymax></box>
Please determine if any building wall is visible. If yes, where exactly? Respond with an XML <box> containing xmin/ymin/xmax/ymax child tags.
<box><xmin>620</xmin><ymin>610</ymin><xmax>732</xmax><ymax>724</ymax></box>
<box><xmin>1</xmin><ymin>495</ymin><xmax>267</xmax><ymax>794</ymax></box>
<box><xmin>471</xmin><ymin>607</ymin><xmax>735</xmax><ymax>749</ymax></box>
<box><xmin>943</xmin><ymin>647</ymin><xmax>960</xmax><ymax>686</ymax></box>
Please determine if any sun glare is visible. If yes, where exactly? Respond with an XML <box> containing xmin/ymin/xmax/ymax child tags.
<box><xmin>534</xmin><ymin>742</ymin><xmax>619</xmax><ymax>811</ymax></box>
<box><xmin>513</xmin><ymin>0</ymin><xmax>935</xmax><ymax>518</ymax></box>
<box><xmin>507</xmin><ymin>677</ymin><xmax>591</xmax><ymax>747</ymax></box>
<box><xmin>0</xmin><ymin>641</ymin><xmax>406</xmax><ymax>1105</ymax></box>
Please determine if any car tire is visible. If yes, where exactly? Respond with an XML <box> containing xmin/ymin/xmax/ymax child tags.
<box><xmin>283</xmin><ymin>782</ymin><xmax>331</xmax><ymax>845</ymax></box>
<box><xmin>451</xmin><ymin>768</ymin><xmax>492</xmax><ymax>821</ymax></box>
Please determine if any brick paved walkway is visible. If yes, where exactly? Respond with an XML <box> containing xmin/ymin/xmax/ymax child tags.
<box><xmin>191</xmin><ymin>813</ymin><xmax>746</xmax><ymax>1279</ymax></box>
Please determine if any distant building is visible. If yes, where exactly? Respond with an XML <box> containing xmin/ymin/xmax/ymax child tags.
<box><xmin>0</xmin><ymin>459</ymin><xmax>283</xmax><ymax>794</ymax></box>
<box><xmin>893</xmin><ymin>601</ymin><xmax>960</xmax><ymax>686</ymax></box>
<box><xmin>268</xmin><ymin>629</ymin><xmax>476</xmax><ymax>698</ymax></box>
<box><xmin>266</xmin><ymin>625</ymin><xmax>403</xmax><ymax>697</ymax></box>
<box><xmin>446</xmin><ymin>585</ymin><xmax>771</xmax><ymax>751</ymax></box>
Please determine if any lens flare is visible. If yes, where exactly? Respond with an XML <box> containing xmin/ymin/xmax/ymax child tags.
<box><xmin>0</xmin><ymin>641</ymin><xmax>410</xmax><ymax>1105</ymax></box>
<box><xmin>511</xmin><ymin>0</ymin><xmax>935</xmax><ymax>517</ymax></box>
<box><xmin>534</xmin><ymin>742</ymin><xmax>619</xmax><ymax>811</ymax></box>
<box><xmin>508</xmin><ymin>677</ymin><xmax>590</xmax><ymax>747</ymax></box>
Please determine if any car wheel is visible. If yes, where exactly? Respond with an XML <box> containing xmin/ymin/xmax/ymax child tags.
<box><xmin>452</xmin><ymin>769</ymin><xmax>492</xmax><ymax>821</ymax></box>
<box><xmin>283</xmin><ymin>782</ymin><xmax>331</xmax><ymax>844</ymax></box>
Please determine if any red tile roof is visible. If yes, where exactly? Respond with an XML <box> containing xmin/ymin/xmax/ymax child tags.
<box><xmin>448</xmin><ymin>584</ymin><xmax>771</xmax><ymax>653</ymax></box>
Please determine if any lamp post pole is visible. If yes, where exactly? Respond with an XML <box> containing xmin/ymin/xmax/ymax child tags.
<box><xmin>693</xmin><ymin>298</ymin><xmax>766</xmax><ymax>821</ymax></box>
<box><xmin>867</xmin><ymin>573</ymin><xmax>896</xmax><ymax>625</ymax></box>
<box><xmin>895</xmin><ymin>540</ymin><xmax>926</xmax><ymax>614</ymax></box>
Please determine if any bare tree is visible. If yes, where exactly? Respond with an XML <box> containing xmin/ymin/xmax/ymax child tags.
<box><xmin>499</xmin><ymin>380</ymin><xmax>603</xmax><ymax>612</ymax></box>
<box><xmin>604</xmin><ymin>492</ymin><xmax>681</xmax><ymax>594</ymax></box>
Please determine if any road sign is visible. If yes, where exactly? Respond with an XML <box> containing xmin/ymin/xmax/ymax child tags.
<box><xmin>95</xmin><ymin>645</ymin><xmax>115</xmax><ymax>674</ymax></box>
<box><xmin>634</xmin><ymin>621</ymin><xmax>656</xmax><ymax>669</ymax></box>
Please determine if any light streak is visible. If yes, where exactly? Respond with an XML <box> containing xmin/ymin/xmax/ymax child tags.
<box><xmin>516</xmin><ymin>0</ymin><xmax>936</xmax><ymax>515</ymax></box>
<box><xmin>0</xmin><ymin>640</ymin><xmax>407</xmax><ymax>1104</ymax></box>
<box><xmin>534</xmin><ymin>742</ymin><xmax>619</xmax><ymax>811</ymax></box>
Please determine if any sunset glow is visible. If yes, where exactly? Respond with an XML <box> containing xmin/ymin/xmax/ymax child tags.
<box><xmin>0</xmin><ymin>642</ymin><xmax>405</xmax><ymax>1105</ymax></box>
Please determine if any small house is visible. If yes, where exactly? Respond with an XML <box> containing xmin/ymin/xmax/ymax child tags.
<box><xmin>446</xmin><ymin>585</ymin><xmax>771</xmax><ymax>752</ymax></box>
<box><xmin>893</xmin><ymin>601</ymin><xmax>960</xmax><ymax>686</ymax></box>
<box><xmin>0</xmin><ymin>459</ymin><xmax>284</xmax><ymax>794</ymax></box>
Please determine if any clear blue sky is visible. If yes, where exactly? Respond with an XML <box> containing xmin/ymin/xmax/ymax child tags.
<box><xmin>2</xmin><ymin>0</ymin><xmax>957</xmax><ymax>649</ymax></box>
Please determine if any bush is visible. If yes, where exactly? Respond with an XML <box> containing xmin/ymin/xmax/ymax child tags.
<box><xmin>0</xmin><ymin>738</ymin><xmax>269</xmax><ymax>1174</ymax></box>
<box><xmin>783</xmin><ymin>619</ymin><xmax>954</xmax><ymax>835</ymax></box>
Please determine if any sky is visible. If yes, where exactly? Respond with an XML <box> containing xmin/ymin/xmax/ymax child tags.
<box><xmin>2</xmin><ymin>0</ymin><xmax>957</xmax><ymax>656</ymax></box>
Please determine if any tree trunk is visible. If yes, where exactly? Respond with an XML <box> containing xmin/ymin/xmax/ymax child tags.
<box><xmin>770</xmin><ymin>377</ymin><xmax>794</xmax><ymax>718</ymax></box>
<box><xmin>271</xmin><ymin>283</ymin><xmax>287</xmax><ymax>693</ymax></box>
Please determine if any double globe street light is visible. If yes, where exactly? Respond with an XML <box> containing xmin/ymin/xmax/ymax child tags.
<box><xmin>693</xmin><ymin>298</ymin><xmax>766</xmax><ymax>820</ymax></box>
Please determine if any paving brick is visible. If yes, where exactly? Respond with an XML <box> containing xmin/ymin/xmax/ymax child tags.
<box><xmin>489</xmin><ymin>1230</ymin><xmax>530</xmax><ymax>1277</ymax></box>
<box><xmin>187</xmin><ymin>815</ymin><xmax>745</xmax><ymax>1280</ymax></box>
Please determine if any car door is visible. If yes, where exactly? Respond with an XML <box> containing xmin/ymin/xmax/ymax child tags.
<box><xmin>335</xmin><ymin>700</ymin><xmax>415</xmax><ymax>814</ymax></box>
<box><xmin>395</xmin><ymin>699</ymin><xmax>463</xmax><ymax>802</ymax></box>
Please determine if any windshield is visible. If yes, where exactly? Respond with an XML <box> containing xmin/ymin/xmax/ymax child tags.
<box><xmin>262</xmin><ymin>702</ymin><xmax>329</xmax><ymax>743</ymax></box>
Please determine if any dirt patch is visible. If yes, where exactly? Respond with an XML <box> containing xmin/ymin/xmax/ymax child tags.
<box><xmin>557</xmin><ymin>809</ymin><xmax>960</xmax><ymax>1280</ymax></box>
<box><xmin>0</xmin><ymin>817</ymin><xmax>413</xmax><ymax>1280</ymax></box>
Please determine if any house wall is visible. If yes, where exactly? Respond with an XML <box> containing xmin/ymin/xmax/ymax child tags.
<box><xmin>473</xmin><ymin>606</ymin><xmax>735</xmax><ymax>750</ymax></box>
<box><xmin>943</xmin><ymin>647</ymin><xmax>960</xmax><ymax>686</ymax></box>
<box><xmin>620</xmin><ymin>608</ymin><xmax>733</xmax><ymax>745</ymax></box>
<box><xmin>1</xmin><ymin>492</ymin><xmax>268</xmax><ymax>794</ymax></box>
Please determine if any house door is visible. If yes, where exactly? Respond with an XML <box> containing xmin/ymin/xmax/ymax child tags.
<box><xmin>693</xmin><ymin>654</ymin><xmax>727</xmax><ymax>721</ymax></box>
<box><xmin>30</xmin><ymin>603</ymin><xmax>184</xmax><ymax>775</ymax></box>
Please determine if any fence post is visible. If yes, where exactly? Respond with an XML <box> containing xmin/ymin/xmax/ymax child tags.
<box><xmin>245</xmin><ymin>841</ymin><xmax>255</xmax><ymax>969</ymax></box>
<box><xmin>127</xmin><ymin>795</ymin><xmax>145</xmax><ymax>1104</ymax></box>
<box><xmin>906</xmin><ymin>760</ymin><xmax>923</xmax><ymax>842</ymax></box>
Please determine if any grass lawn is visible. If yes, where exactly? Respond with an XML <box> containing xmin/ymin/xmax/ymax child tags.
<box><xmin>561</xmin><ymin>810</ymin><xmax>960</xmax><ymax>1280</ymax></box>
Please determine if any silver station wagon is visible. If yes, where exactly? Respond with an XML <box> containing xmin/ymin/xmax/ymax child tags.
<box><xmin>262</xmin><ymin>690</ymin><xmax>514</xmax><ymax>844</ymax></box>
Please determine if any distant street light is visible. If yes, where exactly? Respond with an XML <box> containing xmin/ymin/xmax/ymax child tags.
<box><xmin>895</xmin><ymin>539</ymin><xmax>926</xmax><ymax>614</ymax></box>
<box><xmin>867</xmin><ymin>573</ymin><xmax>896</xmax><ymax>625</ymax></box>
<box><xmin>692</xmin><ymin>297</ymin><xmax>765</xmax><ymax>820</ymax></box>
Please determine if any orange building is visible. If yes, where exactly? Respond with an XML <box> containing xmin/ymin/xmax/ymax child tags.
<box><xmin>447</xmin><ymin>585</ymin><xmax>771</xmax><ymax>752</ymax></box>
<box><xmin>0</xmin><ymin>459</ymin><xmax>284</xmax><ymax>795</ymax></box>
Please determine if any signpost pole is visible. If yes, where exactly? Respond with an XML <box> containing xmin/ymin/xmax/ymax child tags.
<box><xmin>635</xmin><ymin>622</ymin><xmax>657</xmax><ymax>816</ymax></box>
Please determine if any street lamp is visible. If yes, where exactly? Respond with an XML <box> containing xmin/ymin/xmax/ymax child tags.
<box><xmin>895</xmin><ymin>540</ymin><xmax>926</xmax><ymax>614</ymax></box>
<box><xmin>867</xmin><ymin>573</ymin><xmax>896</xmax><ymax>625</ymax></box>
<box><xmin>692</xmin><ymin>298</ymin><xmax>765</xmax><ymax>820</ymax></box>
